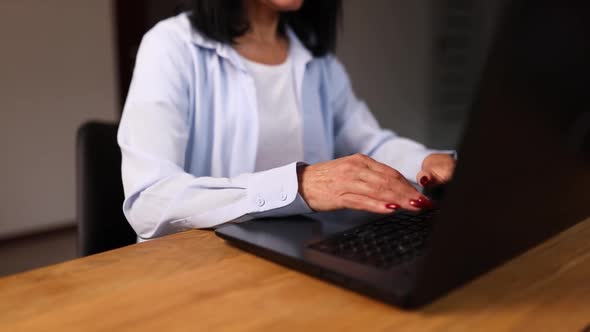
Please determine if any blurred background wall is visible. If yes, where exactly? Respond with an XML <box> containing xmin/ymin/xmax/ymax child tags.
<box><xmin>339</xmin><ymin>0</ymin><xmax>434</xmax><ymax>147</ymax></box>
<box><xmin>0</xmin><ymin>0</ymin><xmax>118</xmax><ymax>239</ymax></box>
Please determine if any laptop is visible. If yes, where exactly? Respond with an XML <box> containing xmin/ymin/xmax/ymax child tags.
<box><xmin>216</xmin><ymin>0</ymin><xmax>590</xmax><ymax>308</ymax></box>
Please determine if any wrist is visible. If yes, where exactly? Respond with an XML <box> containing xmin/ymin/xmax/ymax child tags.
<box><xmin>296</xmin><ymin>163</ymin><xmax>308</xmax><ymax>195</ymax></box>
<box><xmin>296</xmin><ymin>163</ymin><xmax>319</xmax><ymax>212</ymax></box>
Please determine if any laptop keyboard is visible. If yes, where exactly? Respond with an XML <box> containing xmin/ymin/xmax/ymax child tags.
<box><xmin>309</xmin><ymin>209</ymin><xmax>437</xmax><ymax>270</ymax></box>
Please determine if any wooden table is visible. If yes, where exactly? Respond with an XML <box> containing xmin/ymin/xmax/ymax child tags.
<box><xmin>1</xmin><ymin>218</ymin><xmax>590</xmax><ymax>332</ymax></box>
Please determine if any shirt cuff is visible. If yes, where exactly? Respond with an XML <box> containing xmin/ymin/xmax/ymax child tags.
<box><xmin>245</xmin><ymin>162</ymin><xmax>313</xmax><ymax>218</ymax></box>
<box><xmin>251</xmin><ymin>193</ymin><xmax>313</xmax><ymax>219</ymax></box>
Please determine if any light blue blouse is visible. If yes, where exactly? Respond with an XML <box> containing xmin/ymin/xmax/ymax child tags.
<box><xmin>118</xmin><ymin>13</ymin><xmax>445</xmax><ymax>239</ymax></box>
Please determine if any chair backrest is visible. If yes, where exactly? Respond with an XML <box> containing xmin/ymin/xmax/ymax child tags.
<box><xmin>76</xmin><ymin>122</ymin><xmax>136</xmax><ymax>256</ymax></box>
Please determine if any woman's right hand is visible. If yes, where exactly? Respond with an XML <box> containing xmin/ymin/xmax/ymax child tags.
<box><xmin>297</xmin><ymin>154</ymin><xmax>433</xmax><ymax>214</ymax></box>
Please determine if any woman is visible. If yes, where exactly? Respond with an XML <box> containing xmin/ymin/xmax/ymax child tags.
<box><xmin>118</xmin><ymin>0</ymin><xmax>456</xmax><ymax>239</ymax></box>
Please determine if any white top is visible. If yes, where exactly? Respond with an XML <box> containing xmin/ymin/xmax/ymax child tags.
<box><xmin>241</xmin><ymin>55</ymin><xmax>304</xmax><ymax>172</ymax></box>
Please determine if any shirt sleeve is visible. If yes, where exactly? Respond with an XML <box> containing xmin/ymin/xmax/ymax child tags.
<box><xmin>325</xmin><ymin>56</ymin><xmax>454</xmax><ymax>181</ymax></box>
<box><xmin>118</xmin><ymin>22</ymin><xmax>311</xmax><ymax>240</ymax></box>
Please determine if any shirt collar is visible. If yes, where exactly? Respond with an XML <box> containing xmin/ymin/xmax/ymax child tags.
<box><xmin>189</xmin><ymin>26</ymin><xmax>314</xmax><ymax>72</ymax></box>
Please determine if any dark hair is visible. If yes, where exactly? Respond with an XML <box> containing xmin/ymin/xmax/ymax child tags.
<box><xmin>189</xmin><ymin>0</ymin><xmax>342</xmax><ymax>57</ymax></box>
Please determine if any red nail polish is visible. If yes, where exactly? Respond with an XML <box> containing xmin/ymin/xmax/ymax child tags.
<box><xmin>420</xmin><ymin>176</ymin><xmax>429</xmax><ymax>186</ymax></box>
<box><xmin>417</xmin><ymin>196</ymin><xmax>434</xmax><ymax>209</ymax></box>
<box><xmin>386</xmin><ymin>204</ymin><xmax>399</xmax><ymax>210</ymax></box>
<box><xmin>409</xmin><ymin>199</ymin><xmax>421</xmax><ymax>207</ymax></box>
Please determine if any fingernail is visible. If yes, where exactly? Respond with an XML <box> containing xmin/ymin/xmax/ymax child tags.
<box><xmin>385</xmin><ymin>204</ymin><xmax>399</xmax><ymax>210</ymax></box>
<box><xmin>417</xmin><ymin>196</ymin><xmax>434</xmax><ymax>208</ymax></box>
<box><xmin>410</xmin><ymin>198</ymin><xmax>433</xmax><ymax>209</ymax></box>
<box><xmin>420</xmin><ymin>176</ymin><xmax>430</xmax><ymax>186</ymax></box>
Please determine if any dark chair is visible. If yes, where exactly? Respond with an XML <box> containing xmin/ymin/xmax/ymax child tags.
<box><xmin>76</xmin><ymin>122</ymin><xmax>136</xmax><ymax>257</ymax></box>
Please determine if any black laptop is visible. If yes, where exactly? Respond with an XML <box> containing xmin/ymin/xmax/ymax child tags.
<box><xmin>216</xmin><ymin>0</ymin><xmax>590</xmax><ymax>308</ymax></box>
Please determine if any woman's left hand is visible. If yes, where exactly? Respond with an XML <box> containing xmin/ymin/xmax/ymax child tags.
<box><xmin>416</xmin><ymin>153</ymin><xmax>456</xmax><ymax>187</ymax></box>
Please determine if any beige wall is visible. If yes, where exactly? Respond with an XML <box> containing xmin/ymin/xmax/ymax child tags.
<box><xmin>337</xmin><ymin>0</ymin><xmax>434</xmax><ymax>145</ymax></box>
<box><xmin>0</xmin><ymin>0</ymin><xmax>118</xmax><ymax>238</ymax></box>
<box><xmin>338</xmin><ymin>1</ymin><xmax>501</xmax><ymax>150</ymax></box>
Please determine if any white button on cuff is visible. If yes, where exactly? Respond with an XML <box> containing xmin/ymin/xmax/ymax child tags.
<box><xmin>256</xmin><ymin>197</ymin><xmax>266</xmax><ymax>207</ymax></box>
<box><xmin>280</xmin><ymin>192</ymin><xmax>288</xmax><ymax>201</ymax></box>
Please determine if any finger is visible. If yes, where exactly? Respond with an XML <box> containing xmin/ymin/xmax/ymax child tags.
<box><xmin>340</xmin><ymin>193</ymin><xmax>399</xmax><ymax>215</ymax></box>
<box><xmin>348</xmin><ymin>179</ymin><xmax>400</xmax><ymax>203</ymax></box>
<box><xmin>352</xmin><ymin>155</ymin><xmax>427</xmax><ymax>210</ymax></box>
<box><xmin>416</xmin><ymin>170</ymin><xmax>433</xmax><ymax>187</ymax></box>
<box><xmin>430</xmin><ymin>172</ymin><xmax>448</xmax><ymax>185</ymax></box>
<box><xmin>356</xmin><ymin>170</ymin><xmax>418</xmax><ymax>199</ymax></box>
<box><xmin>358</xmin><ymin>158</ymin><xmax>421</xmax><ymax>195</ymax></box>
<box><xmin>361</xmin><ymin>156</ymin><xmax>405</xmax><ymax>179</ymax></box>
<box><xmin>363</xmin><ymin>160</ymin><xmax>430</xmax><ymax>209</ymax></box>
<box><xmin>427</xmin><ymin>157</ymin><xmax>457</xmax><ymax>184</ymax></box>
<box><xmin>348</xmin><ymin>177</ymin><xmax>423</xmax><ymax>212</ymax></box>
<box><xmin>429</xmin><ymin>165</ymin><xmax>455</xmax><ymax>184</ymax></box>
<box><xmin>392</xmin><ymin>177</ymin><xmax>425</xmax><ymax>211</ymax></box>
<box><xmin>357</xmin><ymin>169</ymin><xmax>390</xmax><ymax>186</ymax></box>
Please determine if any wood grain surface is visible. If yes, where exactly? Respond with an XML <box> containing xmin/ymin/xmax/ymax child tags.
<box><xmin>1</xmin><ymin>217</ymin><xmax>589</xmax><ymax>332</ymax></box>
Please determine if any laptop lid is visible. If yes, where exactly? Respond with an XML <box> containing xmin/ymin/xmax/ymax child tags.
<box><xmin>409</xmin><ymin>0</ymin><xmax>590</xmax><ymax>306</ymax></box>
